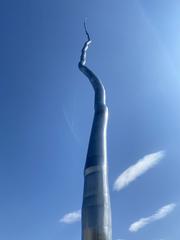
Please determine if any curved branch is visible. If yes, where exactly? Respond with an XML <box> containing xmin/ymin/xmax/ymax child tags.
<box><xmin>78</xmin><ymin>20</ymin><xmax>106</xmax><ymax>109</ymax></box>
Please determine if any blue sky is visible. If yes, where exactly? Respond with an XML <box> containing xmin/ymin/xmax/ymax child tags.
<box><xmin>0</xmin><ymin>0</ymin><xmax>180</xmax><ymax>239</ymax></box>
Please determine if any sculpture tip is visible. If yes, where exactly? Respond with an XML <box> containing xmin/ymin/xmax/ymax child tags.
<box><xmin>84</xmin><ymin>18</ymin><xmax>91</xmax><ymax>41</ymax></box>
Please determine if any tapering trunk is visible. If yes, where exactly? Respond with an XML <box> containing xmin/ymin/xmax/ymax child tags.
<box><xmin>79</xmin><ymin>22</ymin><xmax>112</xmax><ymax>240</ymax></box>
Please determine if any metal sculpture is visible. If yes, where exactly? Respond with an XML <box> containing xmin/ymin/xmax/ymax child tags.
<box><xmin>79</xmin><ymin>21</ymin><xmax>112</xmax><ymax>240</ymax></box>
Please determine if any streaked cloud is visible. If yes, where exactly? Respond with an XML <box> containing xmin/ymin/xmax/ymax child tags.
<box><xmin>60</xmin><ymin>209</ymin><xmax>81</xmax><ymax>224</ymax></box>
<box><xmin>129</xmin><ymin>203</ymin><xmax>176</xmax><ymax>232</ymax></box>
<box><xmin>113</xmin><ymin>151</ymin><xmax>165</xmax><ymax>191</ymax></box>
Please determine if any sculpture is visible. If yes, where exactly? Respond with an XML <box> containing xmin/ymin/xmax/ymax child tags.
<box><xmin>79</xmin><ymin>21</ymin><xmax>112</xmax><ymax>240</ymax></box>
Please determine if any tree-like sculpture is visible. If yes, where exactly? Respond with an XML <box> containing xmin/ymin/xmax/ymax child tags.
<box><xmin>79</xmin><ymin>21</ymin><xmax>112</xmax><ymax>240</ymax></box>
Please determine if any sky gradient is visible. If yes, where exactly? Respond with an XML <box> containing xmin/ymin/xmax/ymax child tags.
<box><xmin>0</xmin><ymin>0</ymin><xmax>180</xmax><ymax>240</ymax></box>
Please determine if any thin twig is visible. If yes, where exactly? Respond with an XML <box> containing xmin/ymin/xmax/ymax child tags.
<box><xmin>79</xmin><ymin>19</ymin><xmax>92</xmax><ymax>66</ymax></box>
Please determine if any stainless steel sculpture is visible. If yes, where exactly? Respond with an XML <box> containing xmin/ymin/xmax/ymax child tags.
<box><xmin>79</xmin><ymin>22</ymin><xmax>112</xmax><ymax>240</ymax></box>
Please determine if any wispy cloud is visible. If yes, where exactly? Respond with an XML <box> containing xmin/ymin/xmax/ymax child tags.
<box><xmin>113</xmin><ymin>151</ymin><xmax>165</xmax><ymax>191</ymax></box>
<box><xmin>60</xmin><ymin>209</ymin><xmax>81</xmax><ymax>224</ymax></box>
<box><xmin>129</xmin><ymin>203</ymin><xmax>176</xmax><ymax>232</ymax></box>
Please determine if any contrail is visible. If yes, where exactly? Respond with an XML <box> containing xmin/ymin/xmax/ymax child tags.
<box><xmin>62</xmin><ymin>106</ymin><xmax>81</xmax><ymax>145</ymax></box>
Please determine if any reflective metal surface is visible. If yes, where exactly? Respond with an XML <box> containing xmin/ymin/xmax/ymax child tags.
<box><xmin>79</xmin><ymin>22</ymin><xmax>112</xmax><ymax>240</ymax></box>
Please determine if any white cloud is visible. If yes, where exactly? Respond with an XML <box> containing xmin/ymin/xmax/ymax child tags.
<box><xmin>60</xmin><ymin>209</ymin><xmax>81</xmax><ymax>224</ymax></box>
<box><xmin>129</xmin><ymin>203</ymin><xmax>176</xmax><ymax>232</ymax></box>
<box><xmin>113</xmin><ymin>151</ymin><xmax>165</xmax><ymax>191</ymax></box>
